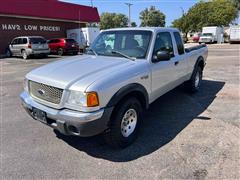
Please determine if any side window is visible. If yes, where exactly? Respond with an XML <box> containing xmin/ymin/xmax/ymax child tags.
<box><xmin>153</xmin><ymin>32</ymin><xmax>174</xmax><ymax>56</ymax></box>
<box><xmin>22</xmin><ymin>38</ymin><xmax>27</xmax><ymax>44</ymax></box>
<box><xmin>17</xmin><ymin>38</ymin><xmax>23</xmax><ymax>44</ymax></box>
<box><xmin>174</xmin><ymin>32</ymin><xmax>185</xmax><ymax>55</ymax></box>
<box><xmin>12</xmin><ymin>39</ymin><xmax>18</xmax><ymax>45</ymax></box>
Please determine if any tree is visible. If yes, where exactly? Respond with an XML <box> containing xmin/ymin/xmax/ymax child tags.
<box><xmin>100</xmin><ymin>13</ymin><xmax>128</xmax><ymax>30</ymax></box>
<box><xmin>139</xmin><ymin>6</ymin><xmax>165</xmax><ymax>27</ymax></box>
<box><xmin>131</xmin><ymin>22</ymin><xmax>137</xmax><ymax>27</ymax></box>
<box><xmin>231</xmin><ymin>0</ymin><xmax>240</xmax><ymax>10</ymax></box>
<box><xmin>172</xmin><ymin>14</ymin><xmax>191</xmax><ymax>40</ymax></box>
<box><xmin>172</xmin><ymin>0</ymin><xmax>238</xmax><ymax>33</ymax></box>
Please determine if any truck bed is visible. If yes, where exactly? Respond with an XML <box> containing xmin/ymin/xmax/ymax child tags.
<box><xmin>185</xmin><ymin>44</ymin><xmax>207</xmax><ymax>53</ymax></box>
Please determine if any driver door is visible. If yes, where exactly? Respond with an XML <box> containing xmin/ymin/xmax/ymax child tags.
<box><xmin>150</xmin><ymin>32</ymin><xmax>180</xmax><ymax>101</ymax></box>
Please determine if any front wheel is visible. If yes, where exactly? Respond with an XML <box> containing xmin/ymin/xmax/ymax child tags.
<box><xmin>185</xmin><ymin>66</ymin><xmax>202</xmax><ymax>93</ymax></box>
<box><xmin>104</xmin><ymin>97</ymin><xmax>143</xmax><ymax>148</ymax></box>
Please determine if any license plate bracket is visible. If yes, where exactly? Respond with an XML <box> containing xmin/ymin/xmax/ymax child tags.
<box><xmin>32</xmin><ymin>108</ymin><xmax>47</xmax><ymax>123</ymax></box>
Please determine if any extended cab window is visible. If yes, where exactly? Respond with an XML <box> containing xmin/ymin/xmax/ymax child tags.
<box><xmin>153</xmin><ymin>32</ymin><xmax>174</xmax><ymax>57</ymax></box>
<box><xmin>174</xmin><ymin>32</ymin><xmax>185</xmax><ymax>55</ymax></box>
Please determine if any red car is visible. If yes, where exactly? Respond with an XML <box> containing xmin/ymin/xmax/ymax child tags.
<box><xmin>192</xmin><ymin>33</ymin><xmax>201</xmax><ymax>42</ymax></box>
<box><xmin>48</xmin><ymin>38</ymin><xmax>79</xmax><ymax>56</ymax></box>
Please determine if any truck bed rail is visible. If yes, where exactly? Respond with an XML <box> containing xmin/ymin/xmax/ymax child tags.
<box><xmin>185</xmin><ymin>44</ymin><xmax>206</xmax><ymax>53</ymax></box>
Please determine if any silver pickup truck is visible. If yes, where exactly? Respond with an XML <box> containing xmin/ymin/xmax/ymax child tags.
<box><xmin>20</xmin><ymin>28</ymin><xmax>208</xmax><ymax>148</ymax></box>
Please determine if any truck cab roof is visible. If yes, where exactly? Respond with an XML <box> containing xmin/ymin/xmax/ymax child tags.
<box><xmin>102</xmin><ymin>27</ymin><xmax>180</xmax><ymax>33</ymax></box>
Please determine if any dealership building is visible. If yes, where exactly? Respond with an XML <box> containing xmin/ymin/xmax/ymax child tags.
<box><xmin>0</xmin><ymin>0</ymin><xmax>100</xmax><ymax>55</ymax></box>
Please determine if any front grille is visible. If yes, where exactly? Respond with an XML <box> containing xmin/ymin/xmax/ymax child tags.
<box><xmin>29</xmin><ymin>81</ymin><xmax>63</xmax><ymax>105</ymax></box>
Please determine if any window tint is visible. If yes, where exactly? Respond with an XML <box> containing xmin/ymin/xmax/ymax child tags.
<box><xmin>17</xmin><ymin>38</ymin><xmax>23</xmax><ymax>44</ymax></box>
<box><xmin>153</xmin><ymin>32</ymin><xmax>174</xmax><ymax>56</ymax></box>
<box><xmin>29</xmin><ymin>38</ymin><xmax>46</xmax><ymax>44</ymax></box>
<box><xmin>22</xmin><ymin>38</ymin><xmax>28</xmax><ymax>44</ymax></box>
<box><xmin>174</xmin><ymin>32</ymin><xmax>184</xmax><ymax>55</ymax></box>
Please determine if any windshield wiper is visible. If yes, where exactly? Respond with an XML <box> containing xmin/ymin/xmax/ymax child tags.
<box><xmin>87</xmin><ymin>48</ymin><xmax>98</xmax><ymax>56</ymax></box>
<box><xmin>111</xmin><ymin>50</ymin><xmax>136</xmax><ymax>61</ymax></box>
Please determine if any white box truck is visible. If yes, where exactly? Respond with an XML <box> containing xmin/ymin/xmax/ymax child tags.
<box><xmin>199</xmin><ymin>26</ymin><xmax>223</xmax><ymax>44</ymax></box>
<box><xmin>67</xmin><ymin>27</ymin><xmax>100</xmax><ymax>50</ymax></box>
<box><xmin>229</xmin><ymin>26</ymin><xmax>240</xmax><ymax>43</ymax></box>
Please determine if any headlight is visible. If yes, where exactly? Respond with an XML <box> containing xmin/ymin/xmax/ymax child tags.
<box><xmin>66</xmin><ymin>90</ymin><xmax>99</xmax><ymax>108</ymax></box>
<box><xmin>24</xmin><ymin>78</ymin><xmax>28</xmax><ymax>92</ymax></box>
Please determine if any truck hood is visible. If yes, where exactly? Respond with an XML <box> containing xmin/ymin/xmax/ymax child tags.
<box><xmin>26</xmin><ymin>55</ymin><xmax>134</xmax><ymax>90</ymax></box>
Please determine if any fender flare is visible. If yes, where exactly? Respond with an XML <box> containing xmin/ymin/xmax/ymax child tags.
<box><xmin>191</xmin><ymin>56</ymin><xmax>205</xmax><ymax>78</ymax></box>
<box><xmin>106</xmin><ymin>83</ymin><xmax>149</xmax><ymax>109</ymax></box>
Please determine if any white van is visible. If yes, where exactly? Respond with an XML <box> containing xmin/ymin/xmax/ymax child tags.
<box><xmin>67</xmin><ymin>27</ymin><xmax>100</xmax><ymax>50</ymax></box>
<box><xmin>199</xmin><ymin>26</ymin><xmax>223</xmax><ymax>44</ymax></box>
<box><xmin>229</xmin><ymin>26</ymin><xmax>240</xmax><ymax>43</ymax></box>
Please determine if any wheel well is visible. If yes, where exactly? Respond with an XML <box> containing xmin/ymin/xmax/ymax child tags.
<box><xmin>110</xmin><ymin>90</ymin><xmax>147</xmax><ymax>123</ymax></box>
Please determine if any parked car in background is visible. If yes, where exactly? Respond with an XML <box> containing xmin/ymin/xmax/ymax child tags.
<box><xmin>229</xmin><ymin>26</ymin><xmax>240</xmax><ymax>44</ymax></box>
<box><xmin>21</xmin><ymin>27</ymin><xmax>208</xmax><ymax>148</ymax></box>
<box><xmin>6</xmin><ymin>36</ymin><xmax>50</xmax><ymax>60</ymax></box>
<box><xmin>48</xmin><ymin>38</ymin><xmax>79</xmax><ymax>56</ymax></box>
<box><xmin>192</xmin><ymin>32</ymin><xmax>201</xmax><ymax>42</ymax></box>
<box><xmin>199</xmin><ymin>26</ymin><xmax>223</xmax><ymax>44</ymax></box>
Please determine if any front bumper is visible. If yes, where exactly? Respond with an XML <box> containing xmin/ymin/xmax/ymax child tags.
<box><xmin>199</xmin><ymin>38</ymin><xmax>213</xmax><ymax>43</ymax></box>
<box><xmin>20</xmin><ymin>91</ymin><xmax>113</xmax><ymax>137</ymax></box>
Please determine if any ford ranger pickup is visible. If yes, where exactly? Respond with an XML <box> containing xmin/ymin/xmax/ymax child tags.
<box><xmin>20</xmin><ymin>27</ymin><xmax>208</xmax><ymax>148</ymax></box>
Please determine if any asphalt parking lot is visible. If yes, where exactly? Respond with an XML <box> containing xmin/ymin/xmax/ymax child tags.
<box><xmin>0</xmin><ymin>44</ymin><xmax>239</xmax><ymax>179</ymax></box>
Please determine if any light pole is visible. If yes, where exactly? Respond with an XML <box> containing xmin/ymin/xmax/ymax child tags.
<box><xmin>125</xmin><ymin>3</ymin><xmax>133</xmax><ymax>27</ymax></box>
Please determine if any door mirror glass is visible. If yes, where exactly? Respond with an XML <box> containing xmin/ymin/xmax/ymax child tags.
<box><xmin>152</xmin><ymin>51</ymin><xmax>171</xmax><ymax>63</ymax></box>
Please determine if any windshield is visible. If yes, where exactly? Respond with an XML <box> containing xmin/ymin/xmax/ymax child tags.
<box><xmin>87</xmin><ymin>30</ymin><xmax>152</xmax><ymax>59</ymax></box>
<box><xmin>201</xmin><ymin>33</ymin><xmax>213</xmax><ymax>37</ymax></box>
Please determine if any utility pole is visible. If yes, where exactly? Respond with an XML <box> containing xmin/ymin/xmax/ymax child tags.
<box><xmin>90</xmin><ymin>0</ymin><xmax>93</xmax><ymax>7</ymax></box>
<box><xmin>125</xmin><ymin>3</ymin><xmax>133</xmax><ymax>27</ymax></box>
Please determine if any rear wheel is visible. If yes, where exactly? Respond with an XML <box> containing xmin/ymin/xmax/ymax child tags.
<box><xmin>185</xmin><ymin>66</ymin><xmax>202</xmax><ymax>93</ymax></box>
<box><xmin>57</xmin><ymin>48</ymin><xmax>64</xmax><ymax>56</ymax></box>
<box><xmin>104</xmin><ymin>97</ymin><xmax>143</xmax><ymax>148</ymax></box>
<box><xmin>22</xmin><ymin>50</ymin><xmax>28</xmax><ymax>60</ymax></box>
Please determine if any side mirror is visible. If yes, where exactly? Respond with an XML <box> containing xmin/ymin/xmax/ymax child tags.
<box><xmin>152</xmin><ymin>51</ymin><xmax>171</xmax><ymax>63</ymax></box>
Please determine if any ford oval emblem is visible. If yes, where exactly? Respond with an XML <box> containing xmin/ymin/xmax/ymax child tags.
<box><xmin>37</xmin><ymin>89</ymin><xmax>45</xmax><ymax>96</ymax></box>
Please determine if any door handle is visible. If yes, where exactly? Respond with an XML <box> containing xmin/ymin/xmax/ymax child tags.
<box><xmin>174</xmin><ymin>61</ymin><xmax>179</xmax><ymax>66</ymax></box>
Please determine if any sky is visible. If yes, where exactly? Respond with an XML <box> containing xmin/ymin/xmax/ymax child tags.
<box><xmin>61</xmin><ymin>0</ymin><xmax>199</xmax><ymax>26</ymax></box>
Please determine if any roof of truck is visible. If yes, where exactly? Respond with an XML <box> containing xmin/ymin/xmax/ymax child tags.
<box><xmin>102</xmin><ymin>27</ymin><xmax>180</xmax><ymax>33</ymax></box>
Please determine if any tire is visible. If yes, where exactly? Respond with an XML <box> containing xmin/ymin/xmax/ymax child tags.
<box><xmin>42</xmin><ymin>54</ymin><xmax>48</xmax><ymax>58</ymax></box>
<box><xmin>73</xmin><ymin>51</ymin><xmax>78</xmax><ymax>55</ymax></box>
<box><xmin>5</xmin><ymin>48</ymin><xmax>12</xmax><ymax>57</ymax></box>
<box><xmin>22</xmin><ymin>50</ymin><xmax>28</xmax><ymax>60</ymax></box>
<box><xmin>57</xmin><ymin>48</ymin><xmax>64</xmax><ymax>56</ymax></box>
<box><xmin>185</xmin><ymin>66</ymin><xmax>203</xmax><ymax>93</ymax></box>
<box><xmin>104</xmin><ymin>97</ymin><xmax>143</xmax><ymax>148</ymax></box>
